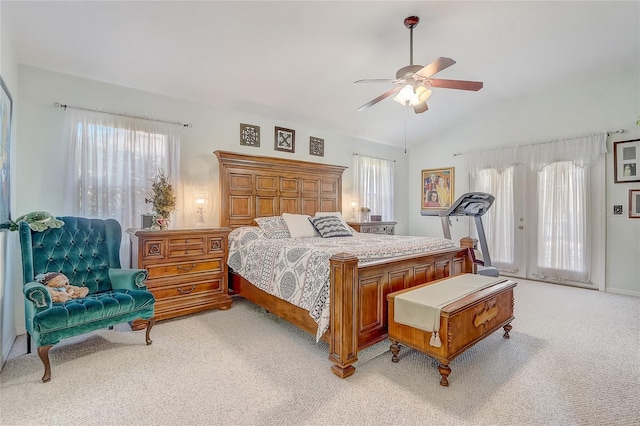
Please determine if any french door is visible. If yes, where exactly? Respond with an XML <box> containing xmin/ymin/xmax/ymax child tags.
<box><xmin>473</xmin><ymin>160</ymin><xmax>603</xmax><ymax>289</ymax></box>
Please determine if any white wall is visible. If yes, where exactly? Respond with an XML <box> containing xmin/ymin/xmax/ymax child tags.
<box><xmin>8</xmin><ymin>65</ymin><xmax>409</xmax><ymax>335</ymax></box>
<box><xmin>407</xmin><ymin>63</ymin><xmax>640</xmax><ymax>296</ymax></box>
<box><xmin>0</xmin><ymin>2</ymin><xmax>19</xmax><ymax>366</ymax></box>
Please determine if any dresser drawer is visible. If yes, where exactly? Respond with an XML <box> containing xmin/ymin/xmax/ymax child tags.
<box><xmin>362</xmin><ymin>225</ymin><xmax>389</xmax><ymax>234</ymax></box>
<box><xmin>145</xmin><ymin>259</ymin><xmax>223</xmax><ymax>279</ymax></box>
<box><xmin>142</xmin><ymin>239</ymin><xmax>166</xmax><ymax>261</ymax></box>
<box><xmin>150</xmin><ymin>276</ymin><xmax>223</xmax><ymax>299</ymax></box>
<box><xmin>168</xmin><ymin>235</ymin><xmax>207</xmax><ymax>258</ymax></box>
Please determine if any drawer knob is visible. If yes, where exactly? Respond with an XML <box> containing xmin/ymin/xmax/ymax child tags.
<box><xmin>177</xmin><ymin>263</ymin><xmax>197</xmax><ymax>272</ymax></box>
<box><xmin>177</xmin><ymin>285</ymin><xmax>196</xmax><ymax>295</ymax></box>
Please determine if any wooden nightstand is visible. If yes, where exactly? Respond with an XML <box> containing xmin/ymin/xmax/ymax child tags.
<box><xmin>347</xmin><ymin>221</ymin><xmax>396</xmax><ymax>235</ymax></box>
<box><xmin>128</xmin><ymin>227</ymin><xmax>232</xmax><ymax>329</ymax></box>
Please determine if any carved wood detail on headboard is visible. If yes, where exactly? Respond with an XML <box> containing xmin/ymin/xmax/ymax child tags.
<box><xmin>214</xmin><ymin>151</ymin><xmax>347</xmax><ymax>229</ymax></box>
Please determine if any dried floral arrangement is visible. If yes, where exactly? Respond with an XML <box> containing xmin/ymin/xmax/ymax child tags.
<box><xmin>145</xmin><ymin>169</ymin><xmax>176</xmax><ymax>222</ymax></box>
<box><xmin>359</xmin><ymin>206</ymin><xmax>371</xmax><ymax>213</ymax></box>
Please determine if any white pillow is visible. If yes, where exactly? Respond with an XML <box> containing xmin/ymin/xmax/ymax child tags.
<box><xmin>315</xmin><ymin>211</ymin><xmax>353</xmax><ymax>234</ymax></box>
<box><xmin>282</xmin><ymin>213</ymin><xmax>319</xmax><ymax>238</ymax></box>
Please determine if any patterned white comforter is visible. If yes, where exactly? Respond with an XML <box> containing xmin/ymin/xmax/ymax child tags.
<box><xmin>227</xmin><ymin>227</ymin><xmax>457</xmax><ymax>341</ymax></box>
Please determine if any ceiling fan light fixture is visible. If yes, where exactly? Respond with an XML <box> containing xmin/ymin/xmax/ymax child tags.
<box><xmin>393</xmin><ymin>84</ymin><xmax>415</xmax><ymax>105</ymax></box>
<box><xmin>410</xmin><ymin>85</ymin><xmax>432</xmax><ymax>106</ymax></box>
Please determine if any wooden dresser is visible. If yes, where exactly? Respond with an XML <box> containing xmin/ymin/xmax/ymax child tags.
<box><xmin>128</xmin><ymin>227</ymin><xmax>232</xmax><ymax>329</ymax></box>
<box><xmin>347</xmin><ymin>221</ymin><xmax>396</xmax><ymax>235</ymax></box>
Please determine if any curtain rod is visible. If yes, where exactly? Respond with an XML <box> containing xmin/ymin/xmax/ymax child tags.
<box><xmin>452</xmin><ymin>131</ymin><xmax>613</xmax><ymax>157</ymax></box>
<box><xmin>353</xmin><ymin>153</ymin><xmax>396</xmax><ymax>162</ymax></box>
<box><xmin>54</xmin><ymin>102</ymin><xmax>192</xmax><ymax>128</ymax></box>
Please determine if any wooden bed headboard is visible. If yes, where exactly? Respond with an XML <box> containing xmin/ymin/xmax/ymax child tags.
<box><xmin>215</xmin><ymin>151</ymin><xmax>347</xmax><ymax>229</ymax></box>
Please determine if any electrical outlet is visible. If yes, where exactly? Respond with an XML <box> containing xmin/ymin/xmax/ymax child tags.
<box><xmin>613</xmin><ymin>205</ymin><xmax>623</xmax><ymax>215</ymax></box>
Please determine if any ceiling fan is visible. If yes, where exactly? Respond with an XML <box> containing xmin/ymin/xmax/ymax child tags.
<box><xmin>355</xmin><ymin>16</ymin><xmax>483</xmax><ymax>114</ymax></box>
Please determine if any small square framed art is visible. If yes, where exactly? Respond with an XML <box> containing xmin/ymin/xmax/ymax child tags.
<box><xmin>309</xmin><ymin>137</ymin><xmax>324</xmax><ymax>157</ymax></box>
<box><xmin>240</xmin><ymin>123</ymin><xmax>260</xmax><ymax>147</ymax></box>
<box><xmin>274</xmin><ymin>126</ymin><xmax>295</xmax><ymax>153</ymax></box>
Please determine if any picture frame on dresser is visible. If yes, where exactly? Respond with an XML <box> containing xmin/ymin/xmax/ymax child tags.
<box><xmin>614</xmin><ymin>139</ymin><xmax>640</xmax><ymax>183</ymax></box>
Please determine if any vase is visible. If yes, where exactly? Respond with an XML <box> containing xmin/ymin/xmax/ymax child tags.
<box><xmin>360</xmin><ymin>212</ymin><xmax>370</xmax><ymax>222</ymax></box>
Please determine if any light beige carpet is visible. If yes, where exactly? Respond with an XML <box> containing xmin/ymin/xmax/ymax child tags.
<box><xmin>1</xmin><ymin>278</ymin><xmax>639</xmax><ymax>426</ymax></box>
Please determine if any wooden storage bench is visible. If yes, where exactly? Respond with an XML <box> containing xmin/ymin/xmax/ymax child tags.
<box><xmin>387</xmin><ymin>274</ymin><xmax>516</xmax><ymax>386</ymax></box>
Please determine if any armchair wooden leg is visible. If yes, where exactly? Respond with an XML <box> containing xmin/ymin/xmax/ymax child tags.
<box><xmin>37</xmin><ymin>345</ymin><xmax>53</xmax><ymax>383</ymax></box>
<box><xmin>145</xmin><ymin>318</ymin><xmax>155</xmax><ymax>346</ymax></box>
<box><xmin>27</xmin><ymin>332</ymin><xmax>32</xmax><ymax>354</ymax></box>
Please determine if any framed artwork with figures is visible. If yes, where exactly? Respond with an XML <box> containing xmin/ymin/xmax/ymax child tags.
<box><xmin>274</xmin><ymin>126</ymin><xmax>295</xmax><ymax>153</ymax></box>
<box><xmin>421</xmin><ymin>167</ymin><xmax>454</xmax><ymax>210</ymax></box>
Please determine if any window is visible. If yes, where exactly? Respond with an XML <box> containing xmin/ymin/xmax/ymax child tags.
<box><xmin>65</xmin><ymin>109</ymin><xmax>181</xmax><ymax>264</ymax></box>
<box><xmin>353</xmin><ymin>155</ymin><xmax>394</xmax><ymax>221</ymax></box>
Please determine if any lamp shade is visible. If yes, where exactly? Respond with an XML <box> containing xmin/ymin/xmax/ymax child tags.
<box><xmin>410</xmin><ymin>85</ymin><xmax>432</xmax><ymax>106</ymax></box>
<box><xmin>393</xmin><ymin>85</ymin><xmax>415</xmax><ymax>105</ymax></box>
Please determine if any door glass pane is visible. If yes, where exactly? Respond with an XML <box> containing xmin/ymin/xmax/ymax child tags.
<box><xmin>474</xmin><ymin>167</ymin><xmax>515</xmax><ymax>270</ymax></box>
<box><xmin>535</xmin><ymin>161</ymin><xmax>589</xmax><ymax>282</ymax></box>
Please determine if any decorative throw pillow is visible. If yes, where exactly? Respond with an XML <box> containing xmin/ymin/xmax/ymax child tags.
<box><xmin>314</xmin><ymin>211</ymin><xmax>353</xmax><ymax>235</ymax></box>
<box><xmin>282</xmin><ymin>213</ymin><xmax>320</xmax><ymax>238</ymax></box>
<box><xmin>309</xmin><ymin>215</ymin><xmax>353</xmax><ymax>238</ymax></box>
<box><xmin>254</xmin><ymin>216</ymin><xmax>291</xmax><ymax>239</ymax></box>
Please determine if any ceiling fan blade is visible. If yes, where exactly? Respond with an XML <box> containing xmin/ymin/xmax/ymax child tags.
<box><xmin>413</xmin><ymin>101</ymin><xmax>428</xmax><ymax>114</ymax></box>
<box><xmin>415</xmin><ymin>57</ymin><xmax>456</xmax><ymax>79</ymax></box>
<box><xmin>354</xmin><ymin>78</ymin><xmax>397</xmax><ymax>84</ymax></box>
<box><xmin>425</xmin><ymin>78</ymin><xmax>484</xmax><ymax>91</ymax></box>
<box><xmin>357</xmin><ymin>87</ymin><xmax>401</xmax><ymax>111</ymax></box>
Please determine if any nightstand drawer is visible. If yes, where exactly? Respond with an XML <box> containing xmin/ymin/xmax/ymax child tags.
<box><xmin>150</xmin><ymin>275</ymin><xmax>223</xmax><ymax>299</ymax></box>
<box><xmin>142</xmin><ymin>239</ymin><xmax>166</xmax><ymax>260</ymax></box>
<box><xmin>145</xmin><ymin>259</ymin><xmax>223</xmax><ymax>279</ymax></box>
<box><xmin>362</xmin><ymin>225</ymin><xmax>388</xmax><ymax>234</ymax></box>
<box><xmin>168</xmin><ymin>235</ymin><xmax>207</xmax><ymax>258</ymax></box>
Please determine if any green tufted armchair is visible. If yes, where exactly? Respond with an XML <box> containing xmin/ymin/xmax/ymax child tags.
<box><xmin>19</xmin><ymin>216</ymin><xmax>156</xmax><ymax>382</ymax></box>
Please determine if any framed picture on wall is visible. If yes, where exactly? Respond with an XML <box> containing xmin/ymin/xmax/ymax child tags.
<box><xmin>629</xmin><ymin>189</ymin><xmax>640</xmax><ymax>218</ymax></box>
<box><xmin>421</xmin><ymin>167</ymin><xmax>454</xmax><ymax>210</ymax></box>
<box><xmin>274</xmin><ymin>126</ymin><xmax>295</xmax><ymax>153</ymax></box>
<box><xmin>240</xmin><ymin>123</ymin><xmax>260</xmax><ymax>147</ymax></box>
<box><xmin>614</xmin><ymin>139</ymin><xmax>640</xmax><ymax>183</ymax></box>
<box><xmin>0</xmin><ymin>75</ymin><xmax>13</xmax><ymax>228</ymax></box>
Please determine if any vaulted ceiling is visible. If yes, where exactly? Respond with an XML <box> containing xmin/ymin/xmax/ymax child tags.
<box><xmin>4</xmin><ymin>1</ymin><xmax>639</xmax><ymax>147</ymax></box>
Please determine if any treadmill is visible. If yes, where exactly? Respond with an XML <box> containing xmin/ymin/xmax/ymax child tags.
<box><xmin>421</xmin><ymin>192</ymin><xmax>499</xmax><ymax>277</ymax></box>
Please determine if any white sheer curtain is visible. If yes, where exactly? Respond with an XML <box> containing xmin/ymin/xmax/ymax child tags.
<box><xmin>537</xmin><ymin>161</ymin><xmax>589</xmax><ymax>282</ymax></box>
<box><xmin>64</xmin><ymin>109</ymin><xmax>181</xmax><ymax>265</ymax></box>
<box><xmin>473</xmin><ymin>167</ymin><xmax>515</xmax><ymax>270</ymax></box>
<box><xmin>353</xmin><ymin>155</ymin><xmax>394</xmax><ymax>221</ymax></box>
